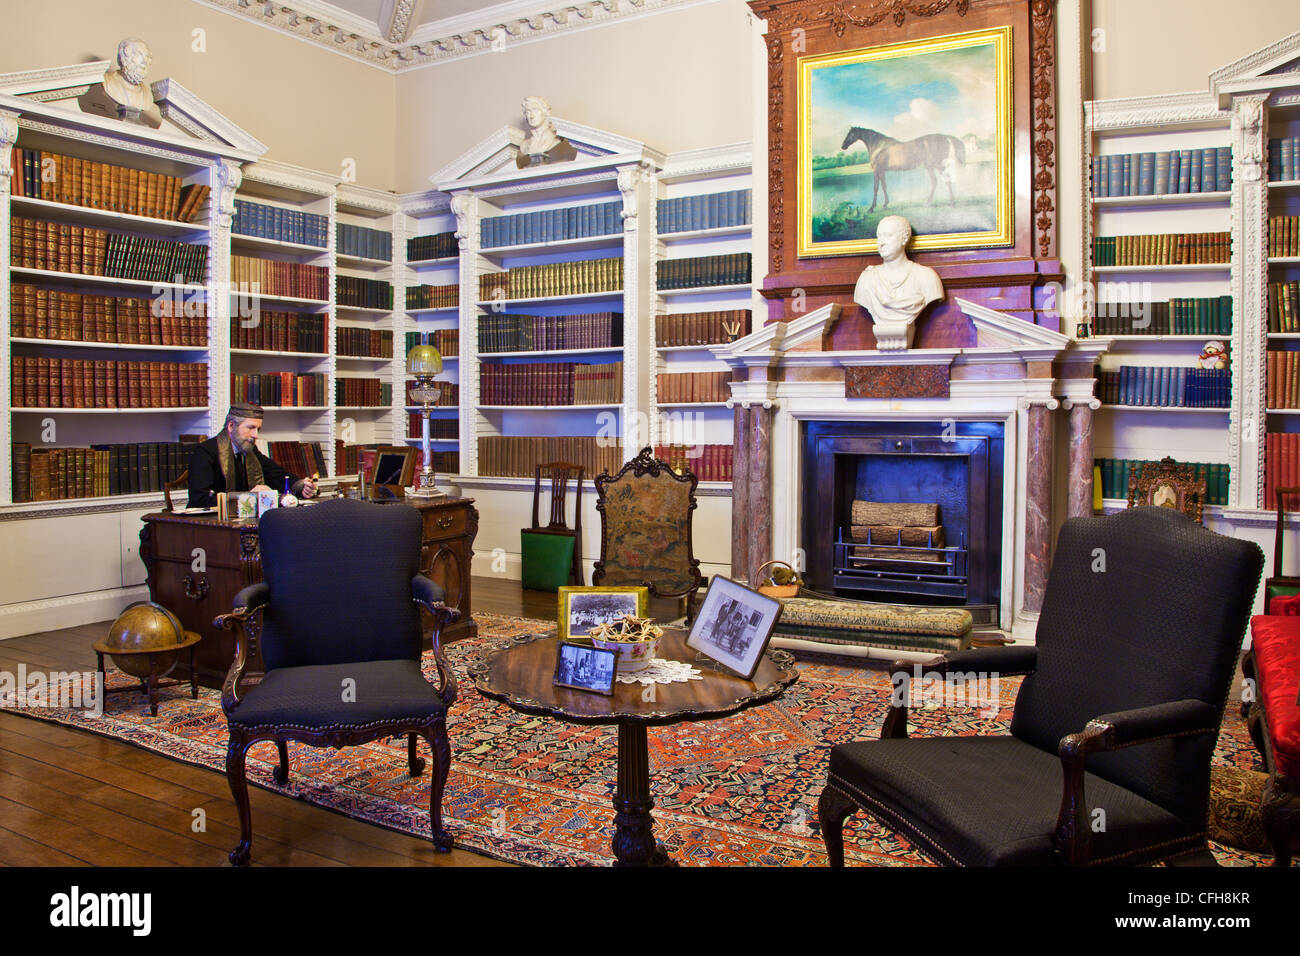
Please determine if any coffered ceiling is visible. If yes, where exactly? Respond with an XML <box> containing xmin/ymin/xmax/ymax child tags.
<box><xmin>194</xmin><ymin>0</ymin><xmax>719</xmax><ymax>72</ymax></box>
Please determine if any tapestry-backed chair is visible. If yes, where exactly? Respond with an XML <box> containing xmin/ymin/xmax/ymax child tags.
<box><xmin>521</xmin><ymin>460</ymin><xmax>585</xmax><ymax>589</ymax></box>
<box><xmin>818</xmin><ymin>507</ymin><xmax>1263</xmax><ymax>867</ymax></box>
<box><xmin>593</xmin><ymin>446</ymin><xmax>703</xmax><ymax>622</ymax></box>
<box><xmin>214</xmin><ymin>497</ymin><xmax>459</xmax><ymax>866</ymax></box>
<box><xmin>1127</xmin><ymin>456</ymin><xmax>1206</xmax><ymax>524</ymax></box>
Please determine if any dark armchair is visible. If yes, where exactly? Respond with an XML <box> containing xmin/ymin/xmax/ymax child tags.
<box><xmin>818</xmin><ymin>506</ymin><xmax>1263</xmax><ymax>866</ymax></box>
<box><xmin>214</xmin><ymin>498</ymin><xmax>460</xmax><ymax>866</ymax></box>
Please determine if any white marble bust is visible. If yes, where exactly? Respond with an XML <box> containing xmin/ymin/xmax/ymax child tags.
<box><xmin>83</xmin><ymin>37</ymin><xmax>162</xmax><ymax>128</ymax></box>
<box><xmin>853</xmin><ymin>215</ymin><xmax>944</xmax><ymax>350</ymax></box>
<box><xmin>515</xmin><ymin>96</ymin><xmax>576</xmax><ymax>167</ymax></box>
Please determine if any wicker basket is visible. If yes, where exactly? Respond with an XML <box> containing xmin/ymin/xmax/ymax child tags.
<box><xmin>754</xmin><ymin>560</ymin><xmax>801</xmax><ymax>598</ymax></box>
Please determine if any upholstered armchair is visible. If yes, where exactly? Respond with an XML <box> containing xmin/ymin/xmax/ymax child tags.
<box><xmin>214</xmin><ymin>498</ymin><xmax>460</xmax><ymax>866</ymax></box>
<box><xmin>593</xmin><ymin>446</ymin><xmax>703</xmax><ymax>621</ymax></box>
<box><xmin>819</xmin><ymin>507</ymin><xmax>1263</xmax><ymax>866</ymax></box>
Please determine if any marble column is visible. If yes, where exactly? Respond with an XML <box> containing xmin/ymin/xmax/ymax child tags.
<box><xmin>1065</xmin><ymin>399</ymin><xmax>1100</xmax><ymax>519</ymax></box>
<box><xmin>1022</xmin><ymin>400</ymin><xmax>1058</xmax><ymax>613</ymax></box>
<box><xmin>731</xmin><ymin>405</ymin><xmax>751</xmax><ymax>582</ymax></box>
<box><xmin>745</xmin><ymin>403</ymin><xmax>774</xmax><ymax>587</ymax></box>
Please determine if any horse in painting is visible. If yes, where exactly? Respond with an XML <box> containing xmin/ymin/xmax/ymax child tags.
<box><xmin>840</xmin><ymin>127</ymin><xmax>966</xmax><ymax>212</ymax></box>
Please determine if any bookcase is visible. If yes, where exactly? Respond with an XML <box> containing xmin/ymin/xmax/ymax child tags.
<box><xmin>398</xmin><ymin>189</ymin><xmax>460</xmax><ymax>480</ymax></box>
<box><xmin>1265</xmin><ymin>92</ymin><xmax>1300</xmax><ymax>511</ymax></box>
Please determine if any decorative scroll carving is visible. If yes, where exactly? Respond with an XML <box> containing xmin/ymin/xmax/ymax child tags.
<box><xmin>214</xmin><ymin>159</ymin><xmax>243</xmax><ymax>229</ymax></box>
<box><xmin>1031</xmin><ymin>0</ymin><xmax>1056</xmax><ymax>260</ymax></box>
<box><xmin>0</xmin><ymin>113</ymin><xmax>18</xmax><ymax>180</ymax></box>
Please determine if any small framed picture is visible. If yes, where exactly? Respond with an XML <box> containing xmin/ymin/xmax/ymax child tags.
<box><xmin>255</xmin><ymin>489</ymin><xmax>279</xmax><ymax>515</ymax></box>
<box><xmin>686</xmin><ymin>577</ymin><xmax>783</xmax><ymax>680</ymax></box>
<box><xmin>553</xmin><ymin>641</ymin><xmax>617</xmax><ymax>695</ymax></box>
<box><xmin>557</xmin><ymin>586</ymin><xmax>648</xmax><ymax>642</ymax></box>
<box><xmin>233</xmin><ymin>492</ymin><xmax>259</xmax><ymax>520</ymax></box>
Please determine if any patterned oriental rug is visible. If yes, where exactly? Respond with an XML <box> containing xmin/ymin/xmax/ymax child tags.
<box><xmin>2</xmin><ymin>613</ymin><xmax>1274</xmax><ymax>867</ymax></box>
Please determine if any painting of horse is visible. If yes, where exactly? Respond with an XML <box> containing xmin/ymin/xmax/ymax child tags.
<box><xmin>839</xmin><ymin>127</ymin><xmax>966</xmax><ymax>212</ymax></box>
<box><xmin>797</xmin><ymin>26</ymin><xmax>1013</xmax><ymax>256</ymax></box>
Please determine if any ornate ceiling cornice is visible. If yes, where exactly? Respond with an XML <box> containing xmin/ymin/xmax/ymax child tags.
<box><xmin>192</xmin><ymin>0</ymin><xmax>721</xmax><ymax>73</ymax></box>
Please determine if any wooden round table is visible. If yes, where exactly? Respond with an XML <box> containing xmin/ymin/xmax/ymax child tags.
<box><xmin>470</xmin><ymin>627</ymin><xmax>798</xmax><ymax>866</ymax></box>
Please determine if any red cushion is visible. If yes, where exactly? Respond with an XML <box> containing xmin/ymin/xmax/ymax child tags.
<box><xmin>1268</xmin><ymin>593</ymin><xmax>1300</xmax><ymax>616</ymax></box>
<box><xmin>1249</xmin><ymin>615</ymin><xmax>1300</xmax><ymax>778</ymax></box>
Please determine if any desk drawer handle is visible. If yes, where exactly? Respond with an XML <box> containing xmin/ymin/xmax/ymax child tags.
<box><xmin>183</xmin><ymin>575</ymin><xmax>209</xmax><ymax>601</ymax></box>
<box><xmin>435</xmin><ymin>515</ymin><xmax>454</xmax><ymax>529</ymax></box>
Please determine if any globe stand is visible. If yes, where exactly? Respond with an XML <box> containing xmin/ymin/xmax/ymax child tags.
<box><xmin>93</xmin><ymin>631</ymin><xmax>202</xmax><ymax>717</ymax></box>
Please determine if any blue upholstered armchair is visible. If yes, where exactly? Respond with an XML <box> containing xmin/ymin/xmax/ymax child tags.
<box><xmin>214</xmin><ymin>497</ymin><xmax>460</xmax><ymax>866</ymax></box>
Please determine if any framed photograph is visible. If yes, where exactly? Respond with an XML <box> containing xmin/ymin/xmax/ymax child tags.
<box><xmin>797</xmin><ymin>26</ymin><xmax>1013</xmax><ymax>257</ymax></box>
<box><xmin>553</xmin><ymin>641</ymin><xmax>617</xmax><ymax>696</ymax></box>
<box><xmin>371</xmin><ymin>446</ymin><xmax>417</xmax><ymax>495</ymax></box>
<box><xmin>557</xmin><ymin>586</ymin><xmax>648</xmax><ymax>642</ymax></box>
<box><xmin>686</xmin><ymin>577</ymin><xmax>783</xmax><ymax>680</ymax></box>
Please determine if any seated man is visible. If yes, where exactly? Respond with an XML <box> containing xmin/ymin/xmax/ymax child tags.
<box><xmin>187</xmin><ymin>402</ymin><xmax>317</xmax><ymax>508</ymax></box>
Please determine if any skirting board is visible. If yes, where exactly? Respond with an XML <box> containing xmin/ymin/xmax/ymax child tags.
<box><xmin>0</xmin><ymin>585</ymin><xmax>149</xmax><ymax>640</ymax></box>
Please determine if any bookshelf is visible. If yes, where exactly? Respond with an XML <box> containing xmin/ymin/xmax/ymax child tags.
<box><xmin>398</xmin><ymin>189</ymin><xmax>460</xmax><ymax>479</ymax></box>
<box><xmin>1266</xmin><ymin>96</ymin><xmax>1300</xmax><ymax>511</ymax></box>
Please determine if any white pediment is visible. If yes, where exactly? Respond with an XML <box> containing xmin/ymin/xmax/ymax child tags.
<box><xmin>0</xmin><ymin>61</ymin><xmax>266</xmax><ymax>162</ymax></box>
<box><xmin>1209</xmin><ymin>29</ymin><xmax>1300</xmax><ymax>105</ymax></box>
<box><xmin>955</xmin><ymin>297</ymin><xmax>1071</xmax><ymax>351</ymax></box>
<box><xmin>431</xmin><ymin>116</ymin><xmax>665</xmax><ymax>191</ymax></box>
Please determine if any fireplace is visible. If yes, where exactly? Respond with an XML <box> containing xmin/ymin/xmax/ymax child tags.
<box><xmin>801</xmin><ymin>420</ymin><xmax>1004</xmax><ymax>624</ymax></box>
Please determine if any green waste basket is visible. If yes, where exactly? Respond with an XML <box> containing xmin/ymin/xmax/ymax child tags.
<box><xmin>520</xmin><ymin>530</ymin><xmax>576</xmax><ymax>591</ymax></box>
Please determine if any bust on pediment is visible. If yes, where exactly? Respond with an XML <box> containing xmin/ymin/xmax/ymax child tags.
<box><xmin>852</xmin><ymin>215</ymin><xmax>944</xmax><ymax>350</ymax></box>
<box><xmin>514</xmin><ymin>96</ymin><xmax>577</xmax><ymax>168</ymax></box>
<box><xmin>79</xmin><ymin>37</ymin><xmax>162</xmax><ymax>129</ymax></box>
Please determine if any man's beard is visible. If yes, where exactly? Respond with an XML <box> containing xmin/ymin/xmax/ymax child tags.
<box><xmin>232</xmin><ymin>435</ymin><xmax>255</xmax><ymax>454</ymax></box>
<box><xmin>122</xmin><ymin>60</ymin><xmax>148</xmax><ymax>86</ymax></box>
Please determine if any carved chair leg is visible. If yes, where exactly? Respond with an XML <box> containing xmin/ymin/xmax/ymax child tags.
<box><xmin>226</xmin><ymin>731</ymin><xmax>255</xmax><ymax>866</ymax></box>
<box><xmin>408</xmin><ymin>732</ymin><xmax>426</xmax><ymax>777</ymax></box>
<box><xmin>273</xmin><ymin>740</ymin><xmax>290</xmax><ymax>785</ymax></box>
<box><xmin>423</xmin><ymin>720</ymin><xmax>453</xmax><ymax>852</ymax></box>
<box><xmin>1262</xmin><ymin>780</ymin><xmax>1298</xmax><ymax>867</ymax></box>
<box><xmin>818</xmin><ymin>784</ymin><xmax>858</xmax><ymax>867</ymax></box>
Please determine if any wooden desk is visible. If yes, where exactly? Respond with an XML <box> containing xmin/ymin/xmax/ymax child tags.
<box><xmin>139</xmin><ymin>496</ymin><xmax>478</xmax><ymax>688</ymax></box>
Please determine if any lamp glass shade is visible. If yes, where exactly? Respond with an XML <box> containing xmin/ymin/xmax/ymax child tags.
<box><xmin>406</xmin><ymin>344</ymin><xmax>443</xmax><ymax>376</ymax></box>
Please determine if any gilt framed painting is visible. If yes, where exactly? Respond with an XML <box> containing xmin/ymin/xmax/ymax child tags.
<box><xmin>797</xmin><ymin>26</ymin><xmax>1014</xmax><ymax>257</ymax></box>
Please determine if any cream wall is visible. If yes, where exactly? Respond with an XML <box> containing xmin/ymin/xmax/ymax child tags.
<box><xmin>394</xmin><ymin>0</ymin><xmax>754</xmax><ymax>190</ymax></box>
<box><xmin>0</xmin><ymin>0</ymin><xmax>397</xmax><ymax>190</ymax></box>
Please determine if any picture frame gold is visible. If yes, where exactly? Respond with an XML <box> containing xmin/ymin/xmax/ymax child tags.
<box><xmin>796</xmin><ymin>26</ymin><xmax>1014</xmax><ymax>258</ymax></box>
<box><xmin>557</xmin><ymin>586</ymin><xmax>649</xmax><ymax>642</ymax></box>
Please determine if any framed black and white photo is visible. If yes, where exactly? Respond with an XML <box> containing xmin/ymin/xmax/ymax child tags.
<box><xmin>553</xmin><ymin>641</ymin><xmax>617</xmax><ymax>695</ymax></box>
<box><xmin>686</xmin><ymin>577</ymin><xmax>783</xmax><ymax>680</ymax></box>
<box><xmin>557</xmin><ymin>586</ymin><xmax>648</xmax><ymax>641</ymax></box>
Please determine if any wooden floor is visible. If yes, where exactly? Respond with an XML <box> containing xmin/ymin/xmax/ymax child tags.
<box><xmin>0</xmin><ymin>577</ymin><xmax>665</xmax><ymax>868</ymax></box>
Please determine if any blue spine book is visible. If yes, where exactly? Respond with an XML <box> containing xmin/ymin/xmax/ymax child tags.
<box><xmin>1124</xmin><ymin>153</ymin><xmax>1136</xmax><ymax>196</ymax></box>
<box><xmin>1201</xmin><ymin>148</ymin><xmax>1215</xmax><ymax>192</ymax></box>
<box><xmin>1107</xmin><ymin>155</ymin><xmax>1123</xmax><ymax>197</ymax></box>
<box><xmin>1119</xmin><ymin>366</ymin><xmax>1130</xmax><ymax>405</ymax></box>
<box><xmin>1188</xmin><ymin>151</ymin><xmax>1202</xmax><ymax>192</ymax></box>
<box><xmin>1143</xmin><ymin>366</ymin><xmax>1154</xmax><ymax>406</ymax></box>
<box><xmin>1178</xmin><ymin>150</ymin><xmax>1194</xmax><ymax>192</ymax></box>
<box><xmin>1175</xmin><ymin>367</ymin><xmax>1186</xmax><ymax>406</ymax></box>
<box><xmin>1160</xmin><ymin>366</ymin><xmax>1171</xmax><ymax>406</ymax></box>
<box><xmin>1282</xmin><ymin>139</ymin><xmax>1295</xmax><ymax>182</ymax></box>
<box><xmin>1092</xmin><ymin>156</ymin><xmax>1104</xmax><ymax>197</ymax></box>
<box><xmin>1168</xmin><ymin>150</ymin><xmax>1180</xmax><ymax>193</ymax></box>
<box><xmin>1138</xmin><ymin>152</ymin><xmax>1155</xmax><ymax>195</ymax></box>
<box><xmin>1153</xmin><ymin>151</ymin><xmax>1170</xmax><ymax>195</ymax></box>
<box><xmin>1216</xmin><ymin>146</ymin><xmax>1232</xmax><ymax>191</ymax></box>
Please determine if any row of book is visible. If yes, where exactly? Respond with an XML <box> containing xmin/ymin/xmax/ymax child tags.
<box><xmin>266</xmin><ymin>440</ymin><xmax>329</xmax><ymax>481</ymax></box>
<box><xmin>479</xmin><ymin>361</ymin><xmax>623</xmax><ymax>406</ymax></box>
<box><xmin>337</xmin><ymin>222</ymin><xmax>392</xmax><ymax>262</ymax></box>
<box><xmin>337</xmin><ymin>275</ymin><xmax>393</xmax><ymax>310</ymax></box>
<box><xmin>657</xmin><ymin>253</ymin><xmax>751</xmax><ymax>289</ymax></box>
<box><xmin>656</xmin><ymin>309</ymin><xmax>751</xmax><ymax>347</ymax></box>
<box><xmin>231</xmin><ymin>372</ymin><xmax>327</xmax><ymax>408</ymax></box>
<box><xmin>1269</xmin><ymin>216</ymin><xmax>1300</xmax><ymax>258</ymax></box>
<box><xmin>231</xmin><ymin>199</ymin><xmax>329</xmax><ymax>248</ymax></box>
<box><xmin>1268</xmin><ymin>138</ymin><xmax>1300</xmax><ymax>183</ymax></box>
<box><xmin>477</xmin><ymin>436</ymin><xmax>623</xmax><ymax>479</ymax></box>
<box><xmin>11</xmin><ymin>217</ymin><xmax>210</xmax><ymax>284</ymax></box>
<box><xmin>1087</xmin><ymin>296</ymin><xmax>1233</xmax><ymax>336</ymax></box>
<box><xmin>406</xmin><ymin>416</ymin><xmax>459</xmax><ymax>440</ymax></box>
<box><xmin>1266</xmin><ymin>432</ymin><xmax>1300</xmax><ymax>510</ymax></box>
<box><xmin>405</xmin><ymin>381</ymin><xmax>459</xmax><ymax>406</ymax></box>
<box><xmin>231</xmin><ymin>255</ymin><xmax>329</xmax><ymax>301</ymax></box>
<box><xmin>657</xmin><ymin>371</ymin><xmax>731</xmax><ymax>404</ymax></box>
<box><xmin>231</xmin><ymin>311</ymin><xmax>328</xmax><ymax>353</ymax></box>
<box><xmin>1269</xmin><ymin>281</ymin><xmax>1300</xmax><ymax>332</ymax></box>
<box><xmin>1096</xmin><ymin>366</ymin><xmax>1230</xmax><ymax>408</ymax></box>
<box><xmin>408</xmin><ymin>231</ymin><xmax>457</xmax><ymax>262</ymax></box>
<box><xmin>1092</xmin><ymin>232</ymin><xmax>1231</xmax><ymax>267</ymax></box>
<box><xmin>479</xmin><ymin>258</ymin><xmax>623</xmax><ymax>301</ymax></box>
<box><xmin>653</xmin><ymin>444</ymin><xmax>735</xmax><ymax>483</ymax></box>
<box><xmin>481</xmin><ymin>201</ymin><xmax>622</xmax><ymax>248</ymax></box>
<box><xmin>1095</xmin><ymin>457</ymin><xmax>1230</xmax><ymax>506</ymax></box>
<box><xmin>11</xmin><ymin>357</ymin><xmax>207</xmax><ymax>408</ymax></box>
<box><xmin>337</xmin><ymin>327</ymin><xmax>392</xmax><ymax>358</ymax></box>
<box><xmin>1089</xmin><ymin>147</ymin><xmax>1231</xmax><ymax>198</ymax></box>
<box><xmin>337</xmin><ymin>377</ymin><xmax>392</xmax><ymax>407</ymax></box>
<box><xmin>477</xmin><ymin>312</ymin><xmax>622</xmax><ymax>353</ymax></box>
<box><xmin>11</xmin><ymin>441</ymin><xmax>194</xmax><ymax>503</ymax></box>
<box><xmin>406</xmin><ymin>284</ymin><xmax>458</xmax><ymax>310</ymax></box>
<box><xmin>10</xmin><ymin>148</ymin><xmax>209</xmax><ymax>222</ymax></box>
<box><xmin>658</xmin><ymin>189</ymin><xmax>753</xmax><ymax>234</ymax></box>
<box><xmin>10</xmin><ymin>284</ymin><xmax>208</xmax><ymax>346</ymax></box>
<box><xmin>404</xmin><ymin>330</ymin><xmax>459</xmax><ymax>357</ymax></box>
<box><xmin>1266</xmin><ymin>350</ymin><xmax>1300</xmax><ymax>408</ymax></box>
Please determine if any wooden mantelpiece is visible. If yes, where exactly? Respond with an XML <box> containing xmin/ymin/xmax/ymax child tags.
<box><xmin>747</xmin><ymin>0</ymin><xmax>1062</xmax><ymax>340</ymax></box>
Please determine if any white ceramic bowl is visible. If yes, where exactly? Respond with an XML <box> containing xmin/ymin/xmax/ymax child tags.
<box><xmin>589</xmin><ymin>633</ymin><xmax>659</xmax><ymax>674</ymax></box>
